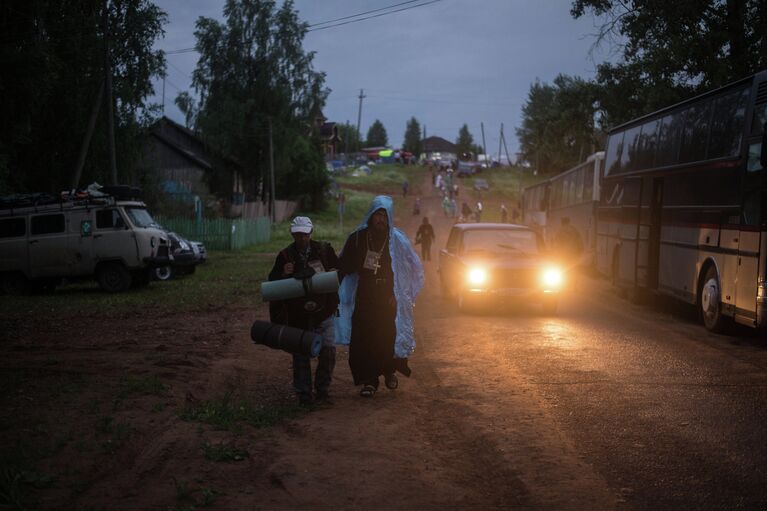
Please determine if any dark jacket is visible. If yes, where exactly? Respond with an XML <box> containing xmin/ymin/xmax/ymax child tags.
<box><xmin>268</xmin><ymin>240</ymin><xmax>340</xmax><ymax>329</ymax></box>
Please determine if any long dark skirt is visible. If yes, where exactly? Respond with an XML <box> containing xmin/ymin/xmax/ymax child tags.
<box><xmin>349</xmin><ymin>301</ymin><xmax>409</xmax><ymax>387</ymax></box>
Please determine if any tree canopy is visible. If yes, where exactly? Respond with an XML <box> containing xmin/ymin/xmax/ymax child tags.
<box><xmin>572</xmin><ymin>0</ymin><xmax>767</xmax><ymax>127</ymax></box>
<box><xmin>183</xmin><ymin>0</ymin><xmax>329</xmax><ymax>209</ymax></box>
<box><xmin>403</xmin><ymin>117</ymin><xmax>422</xmax><ymax>156</ymax></box>
<box><xmin>0</xmin><ymin>0</ymin><xmax>166</xmax><ymax>193</ymax></box>
<box><xmin>366</xmin><ymin>119</ymin><xmax>388</xmax><ymax>147</ymax></box>
<box><xmin>455</xmin><ymin>124</ymin><xmax>476</xmax><ymax>160</ymax></box>
<box><xmin>516</xmin><ymin>75</ymin><xmax>599</xmax><ymax>174</ymax></box>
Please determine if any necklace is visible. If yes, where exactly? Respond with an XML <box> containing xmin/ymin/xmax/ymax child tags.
<box><xmin>364</xmin><ymin>231</ymin><xmax>389</xmax><ymax>275</ymax></box>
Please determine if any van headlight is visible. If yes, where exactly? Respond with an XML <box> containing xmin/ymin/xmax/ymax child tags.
<box><xmin>467</xmin><ymin>267</ymin><xmax>488</xmax><ymax>286</ymax></box>
<box><xmin>541</xmin><ymin>267</ymin><xmax>563</xmax><ymax>290</ymax></box>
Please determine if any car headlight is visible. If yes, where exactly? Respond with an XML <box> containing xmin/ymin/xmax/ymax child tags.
<box><xmin>467</xmin><ymin>267</ymin><xmax>488</xmax><ymax>286</ymax></box>
<box><xmin>541</xmin><ymin>267</ymin><xmax>563</xmax><ymax>289</ymax></box>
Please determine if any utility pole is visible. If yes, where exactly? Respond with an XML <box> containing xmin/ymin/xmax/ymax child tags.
<box><xmin>423</xmin><ymin>125</ymin><xmax>427</xmax><ymax>155</ymax></box>
<box><xmin>103</xmin><ymin>1</ymin><xmax>117</xmax><ymax>184</ymax></box>
<box><xmin>501</xmin><ymin>128</ymin><xmax>512</xmax><ymax>167</ymax></box>
<box><xmin>355</xmin><ymin>89</ymin><xmax>365</xmax><ymax>151</ymax></box>
<box><xmin>161</xmin><ymin>74</ymin><xmax>166</xmax><ymax>114</ymax></box>
<box><xmin>269</xmin><ymin>117</ymin><xmax>276</xmax><ymax>224</ymax></box>
<box><xmin>498</xmin><ymin>123</ymin><xmax>504</xmax><ymax>165</ymax></box>
<box><xmin>72</xmin><ymin>81</ymin><xmax>105</xmax><ymax>189</ymax></box>
<box><xmin>343</xmin><ymin>119</ymin><xmax>350</xmax><ymax>164</ymax></box>
<box><xmin>480</xmin><ymin>122</ymin><xmax>488</xmax><ymax>166</ymax></box>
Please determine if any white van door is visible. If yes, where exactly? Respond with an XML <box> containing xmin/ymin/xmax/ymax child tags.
<box><xmin>93</xmin><ymin>208</ymin><xmax>138</xmax><ymax>265</ymax></box>
<box><xmin>29</xmin><ymin>213</ymin><xmax>69</xmax><ymax>277</ymax></box>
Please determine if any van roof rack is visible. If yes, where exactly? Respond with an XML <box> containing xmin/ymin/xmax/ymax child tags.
<box><xmin>0</xmin><ymin>185</ymin><xmax>144</xmax><ymax>211</ymax></box>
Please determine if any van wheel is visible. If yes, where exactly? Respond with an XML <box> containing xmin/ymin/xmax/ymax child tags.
<box><xmin>97</xmin><ymin>263</ymin><xmax>132</xmax><ymax>292</ymax></box>
<box><xmin>699</xmin><ymin>266</ymin><xmax>725</xmax><ymax>332</ymax></box>
<box><xmin>1</xmin><ymin>272</ymin><xmax>29</xmax><ymax>295</ymax></box>
<box><xmin>154</xmin><ymin>266</ymin><xmax>173</xmax><ymax>281</ymax></box>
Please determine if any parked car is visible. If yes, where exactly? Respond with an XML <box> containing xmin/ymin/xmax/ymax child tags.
<box><xmin>438</xmin><ymin>223</ymin><xmax>564</xmax><ymax>313</ymax></box>
<box><xmin>473</xmin><ymin>178</ymin><xmax>489</xmax><ymax>191</ymax></box>
<box><xmin>153</xmin><ymin>231</ymin><xmax>204</xmax><ymax>280</ymax></box>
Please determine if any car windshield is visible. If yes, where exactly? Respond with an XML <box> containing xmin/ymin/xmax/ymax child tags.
<box><xmin>124</xmin><ymin>207</ymin><xmax>160</xmax><ymax>228</ymax></box>
<box><xmin>462</xmin><ymin>229</ymin><xmax>539</xmax><ymax>255</ymax></box>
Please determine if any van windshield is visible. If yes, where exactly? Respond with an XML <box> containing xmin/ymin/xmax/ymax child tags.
<box><xmin>124</xmin><ymin>207</ymin><xmax>160</xmax><ymax>228</ymax></box>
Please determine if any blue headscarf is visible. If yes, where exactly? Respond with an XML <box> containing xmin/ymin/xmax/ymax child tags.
<box><xmin>334</xmin><ymin>195</ymin><xmax>424</xmax><ymax>357</ymax></box>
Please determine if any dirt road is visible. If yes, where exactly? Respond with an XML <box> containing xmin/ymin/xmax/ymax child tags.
<box><xmin>6</xmin><ymin>171</ymin><xmax>767</xmax><ymax>510</ymax></box>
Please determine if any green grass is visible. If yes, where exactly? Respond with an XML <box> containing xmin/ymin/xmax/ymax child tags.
<box><xmin>116</xmin><ymin>375</ymin><xmax>168</xmax><ymax>400</ymax></box>
<box><xmin>0</xmin><ymin>251</ymin><xmax>275</xmax><ymax>317</ymax></box>
<box><xmin>180</xmin><ymin>392</ymin><xmax>300</xmax><ymax>432</ymax></box>
<box><xmin>202</xmin><ymin>442</ymin><xmax>248</xmax><ymax>462</ymax></box>
<box><xmin>334</xmin><ymin>162</ymin><xmax>419</xmax><ymax>191</ymax></box>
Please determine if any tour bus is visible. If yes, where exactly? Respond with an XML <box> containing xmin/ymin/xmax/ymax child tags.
<box><xmin>546</xmin><ymin>152</ymin><xmax>604</xmax><ymax>267</ymax></box>
<box><xmin>521</xmin><ymin>179</ymin><xmax>549</xmax><ymax>233</ymax></box>
<box><xmin>596</xmin><ymin>69</ymin><xmax>767</xmax><ymax>331</ymax></box>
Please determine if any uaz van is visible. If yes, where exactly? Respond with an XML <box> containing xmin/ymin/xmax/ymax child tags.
<box><xmin>0</xmin><ymin>188</ymin><xmax>171</xmax><ymax>293</ymax></box>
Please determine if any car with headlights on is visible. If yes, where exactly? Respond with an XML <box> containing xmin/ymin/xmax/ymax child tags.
<box><xmin>438</xmin><ymin>223</ymin><xmax>563</xmax><ymax>313</ymax></box>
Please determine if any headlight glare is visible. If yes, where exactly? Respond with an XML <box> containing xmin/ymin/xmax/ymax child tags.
<box><xmin>541</xmin><ymin>267</ymin><xmax>563</xmax><ymax>288</ymax></box>
<box><xmin>467</xmin><ymin>267</ymin><xmax>488</xmax><ymax>286</ymax></box>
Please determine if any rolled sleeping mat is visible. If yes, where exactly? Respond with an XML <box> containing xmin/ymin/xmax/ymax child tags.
<box><xmin>260</xmin><ymin>270</ymin><xmax>339</xmax><ymax>302</ymax></box>
<box><xmin>250</xmin><ymin>320</ymin><xmax>322</xmax><ymax>358</ymax></box>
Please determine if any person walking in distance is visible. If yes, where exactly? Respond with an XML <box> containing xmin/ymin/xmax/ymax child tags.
<box><xmin>335</xmin><ymin>196</ymin><xmax>424</xmax><ymax>397</ymax></box>
<box><xmin>415</xmin><ymin>217</ymin><xmax>436</xmax><ymax>261</ymax></box>
<box><xmin>268</xmin><ymin>217</ymin><xmax>340</xmax><ymax>406</ymax></box>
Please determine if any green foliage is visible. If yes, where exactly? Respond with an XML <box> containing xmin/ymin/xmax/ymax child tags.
<box><xmin>455</xmin><ymin>124</ymin><xmax>475</xmax><ymax>159</ymax></box>
<box><xmin>337</xmin><ymin>122</ymin><xmax>362</xmax><ymax>153</ymax></box>
<box><xmin>572</xmin><ymin>0</ymin><xmax>767</xmax><ymax>128</ymax></box>
<box><xmin>402</xmin><ymin>117</ymin><xmax>422</xmax><ymax>156</ymax></box>
<box><xmin>516</xmin><ymin>75</ymin><xmax>599</xmax><ymax>174</ymax></box>
<box><xmin>180</xmin><ymin>391</ymin><xmax>300</xmax><ymax>431</ymax></box>
<box><xmin>0</xmin><ymin>1</ymin><xmax>167</xmax><ymax>192</ymax></box>
<box><xmin>202</xmin><ymin>442</ymin><xmax>248</xmax><ymax>462</ymax></box>
<box><xmin>276</xmin><ymin>136</ymin><xmax>329</xmax><ymax>211</ymax></box>
<box><xmin>187</xmin><ymin>0</ymin><xmax>328</xmax><ymax>205</ymax></box>
<box><xmin>365</xmin><ymin>119</ymin><xmax>388</xmax><ymax>147</ymax></box>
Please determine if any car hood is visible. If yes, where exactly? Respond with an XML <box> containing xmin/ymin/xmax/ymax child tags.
<box><xmin>457</xmin><ymin>254</ymin><xmax>553</xmax><ymax>270</ymax></box>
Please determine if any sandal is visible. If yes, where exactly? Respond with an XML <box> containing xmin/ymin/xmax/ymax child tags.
<box><xmin>360</xmin><ymin>384</ymin><xmax>376</xmax><ymax>397</ymax></box>
<box><xmin>384</xmin><ymin>373</ymin><xmax>398</xmax><ymax>390</ymax></box>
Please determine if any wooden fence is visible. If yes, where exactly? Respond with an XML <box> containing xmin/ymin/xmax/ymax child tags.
<box><xmin>157</xmin><ymin>216</ymin><xmax>271</xmax><ymax>250</ymax></box>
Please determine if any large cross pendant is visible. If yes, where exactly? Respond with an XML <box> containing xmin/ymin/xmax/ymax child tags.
<box><xmin>372</xmin><ymin>258</ymin><xmax>381</xmax><ymax>275</ymax></box>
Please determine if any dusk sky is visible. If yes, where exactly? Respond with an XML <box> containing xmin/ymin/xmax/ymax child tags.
<box><xmin>151</xmin><ymin>0</ymin><xmax>616</xmax><ymax>160</ymax></box>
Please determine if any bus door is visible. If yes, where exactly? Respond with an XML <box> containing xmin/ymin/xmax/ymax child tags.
<box><xmin>646</xmin><ymin>178</ymin><xmax>663</xmax><ymax>289</ymax></box>
<box><xmin>734</xmin><ymin>190</ymin><xmax>763</xmax><ymax>326</ymax></box>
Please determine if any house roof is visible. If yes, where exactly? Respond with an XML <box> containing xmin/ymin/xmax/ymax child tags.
<box><xmin>423</xmin><ymin>136</ymin><xmax>456</xmax><ymax>153</ymax></box>
<box><xmin>149</xmin><ymin>116</ymin><xmax>243</xmax><ymax>171</ymax></box>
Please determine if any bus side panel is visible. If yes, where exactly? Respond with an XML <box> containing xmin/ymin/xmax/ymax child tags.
<box><xmin>658</xmin><ymin>224</ymin><xmax>700</xmax><ymax>303</ymax></box>
<box><xmin>735</xmin><ymin>231</ymin><xmax>760</xmax><ymax>323</ymax></box>
<box><xmin>720</xmin><ymin>227</ymin><xmax>741</xmax><ymax>313</ymax></box>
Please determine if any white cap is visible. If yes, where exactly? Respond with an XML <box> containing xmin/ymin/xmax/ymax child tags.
<box><xmin>290</xmin><ymin>216</ymin><xmax>313</xmax><ymax>234</ymax></box>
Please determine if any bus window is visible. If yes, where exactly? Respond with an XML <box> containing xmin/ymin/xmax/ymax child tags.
<box><xmin>709</xmin><ymin>88</ymin><xmax>749</xmax><ymax>159</ymax></box>
<box><xmin>747</xmin><ymin>142</ymin><xmax>763</xmax><ymax>172</ymax></box>
<box><xmin>742</xmin><ymin>191</ymin><xmax>761</xmax><ymax>227</ymax></box>
<box><xmin>637</xmin><ymin>119</ymin><xmax>660</xmax><ymax>169</ymax></box>
<box><xmin>619</xmin><ymin>125</ymin><xmax>642</xmax><ymax>173</ymax></box>
<box><xmin>656</xmin><ymin>113</ymin><xmax>682</xmax><ymax>167</ymax></box>
<box><xmin>605</xmin><ymin>132</ymin><xmax>624</xmax><ymax>175</ymax></box>
<box><xmin>679</xmin><ymin>101</ymin><xmax>712</xmax><ymax>163</ymax></box>
<box><xmin>583</xmin><ymin>167</ymin><xmax>594</xmax><ymax>200</ymax></box>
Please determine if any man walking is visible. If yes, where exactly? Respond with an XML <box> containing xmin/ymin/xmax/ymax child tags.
<box><xmin>415</xmin><ymin>217</ymin><xmax>436</xmax><ymax>261</ymax></box>
<box><xmin>335</xmin><ymin>196</ymin><xmax>424</xmax><ymax>397</ymax></box>
<box><xmin>268</xmin><ymin>216</ymin><xmax>340</xmax><ymax>406</ymax></box>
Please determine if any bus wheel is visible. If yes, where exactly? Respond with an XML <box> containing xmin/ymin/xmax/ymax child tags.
<box><xmin>700</xmin><ymin>266</ymin><xmax>725</xmax><ymax>332</ymax></box>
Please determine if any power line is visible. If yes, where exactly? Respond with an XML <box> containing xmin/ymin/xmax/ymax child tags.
<box><xmin>161</xmin><ymin>0</ymin><xmax>445</xmax><ymax>55</ymax></box>
<box><xmin>307</xmin><ymin>0</ymin><xmax>423</xmax><ymax>28</ymax></box>
<box><xmin>307</xmin><ymin>0</ymin><xmax>443</xmax><ymax>32</ymax></box>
